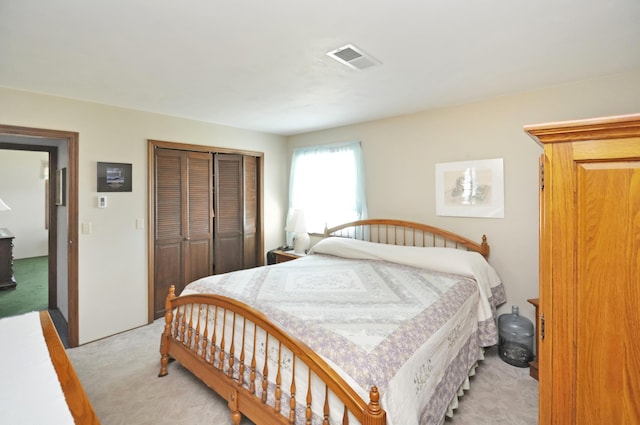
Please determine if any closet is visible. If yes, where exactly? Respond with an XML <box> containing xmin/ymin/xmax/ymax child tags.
<box><xmin>524</xmin><ymin>113</ymin><xmax>640</xmax><ymax>425</ymax></box>
<box><xmin>149</xmin><ymin>141</ymin><xmax>263</xmax><ymax>319</ymax></box>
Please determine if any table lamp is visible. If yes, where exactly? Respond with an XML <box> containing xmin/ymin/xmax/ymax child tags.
<box><xmin>285</xmin><ymin>209</ymin><xmax>310</xmax><ymax>254</ymax></box>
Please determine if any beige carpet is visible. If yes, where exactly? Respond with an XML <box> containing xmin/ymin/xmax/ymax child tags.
<box><xmin>67</xmin><ymin>319</ymin><xmax>538</xmax><ymax>425</ymax></box>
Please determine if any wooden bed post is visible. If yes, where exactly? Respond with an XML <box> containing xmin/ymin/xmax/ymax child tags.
<box><xmin>228</xmin><ymin>390</ymin><xmax>241</xmax><ymax>425</ymax></box>
<box><xmin>480</xmin><ymin>235</ymin><xmax>490</xmax><ymax>258</ymax></box>
<box><xmin>362</xmin><ymin>387</ymin><xmax>386</xmax><ymax>425</ymax></box>
<box><xmin>158</xmin><ymin>285</ymin><xmax>176</xmax><ymax>377</ymax></box>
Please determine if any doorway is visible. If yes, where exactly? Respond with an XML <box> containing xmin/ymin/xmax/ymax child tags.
<box><xmin>0</xmin><ymin>150</ymin><xmax>49</xmax><ymax>310</ymax></box>
<box><xmin>0</xmin><ymin>124</ymin><xmax>80</xmax><ymax>347</ymax></box>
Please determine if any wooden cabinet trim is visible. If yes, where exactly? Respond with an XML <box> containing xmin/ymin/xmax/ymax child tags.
<box><xmin>524</xmin><ymin>114</ymin><xmax>640</xmax><ymax>145</ymax></box>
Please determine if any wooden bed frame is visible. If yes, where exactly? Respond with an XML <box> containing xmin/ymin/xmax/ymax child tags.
<box><xmin>159</xmin><ymin>219</ymin><xmax>489</xmax><ymax>425</ymax></box>
<box><xmin>39</xmin><ymin>311</ymin><xmax>101</xmax><ymax>424</ymax></box>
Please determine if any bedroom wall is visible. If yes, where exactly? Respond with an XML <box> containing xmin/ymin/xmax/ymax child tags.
<box><xmin>286</xmin><ymin>71</ymin><xmax>640</xmax><ymax>325</ymax></box>
<box><xmin>0</xmin><ymin>87</ymin><xmax>289</xmax><ymax>344</ymax></box>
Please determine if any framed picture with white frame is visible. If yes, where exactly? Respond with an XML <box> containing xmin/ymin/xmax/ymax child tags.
<box><xmin>435</xmin><ymin>158</ymin><xmax>504</xmax><ymax>218</ymax></box>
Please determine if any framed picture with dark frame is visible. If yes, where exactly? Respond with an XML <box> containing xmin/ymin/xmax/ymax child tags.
<box><xmin>97</xmin><ymin>162</ymin><xmax>132</xmax><ymax>192</ymax></box>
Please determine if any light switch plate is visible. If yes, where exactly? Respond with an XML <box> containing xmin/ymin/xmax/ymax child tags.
<box><xmin>98</xmin><ymin>195</ymin><xmax>107</xmax><ymax>208</ymax></box>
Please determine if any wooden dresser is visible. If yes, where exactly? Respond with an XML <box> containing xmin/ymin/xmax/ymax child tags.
<box><xmin>525</xmin><ymin>113</ymin><xmax>640</xmax><ymax>425</ymax></box>
<box><xmin>0</xmin><ymin>228</ymin><xmax>17</xmax><ymax>289</ymax></box>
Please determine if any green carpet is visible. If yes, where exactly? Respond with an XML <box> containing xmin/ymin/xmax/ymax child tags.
<box><xmin>0</xmin><ymin>256</ymin><xmax>48</xmax><ymax>318</ymax></box>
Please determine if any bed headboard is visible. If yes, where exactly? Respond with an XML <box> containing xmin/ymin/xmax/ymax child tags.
<box><xmin>324</xmin><ymin>218</ymin><xmax>489</xmax><ymax>258</ymax></box>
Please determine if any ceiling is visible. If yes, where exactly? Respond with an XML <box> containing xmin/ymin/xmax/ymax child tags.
<box><xmin>1</xmin><ymin>1</ymin><xmax>639</xmax><ymax>136</ymax></box>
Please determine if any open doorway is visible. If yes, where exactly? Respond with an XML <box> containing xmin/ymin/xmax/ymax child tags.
<box><xmin>0</xmin><ymin>124</ymin><xmax>79</xmax><ymax>347</ymax></box>
<box><xmin>0</xmin><ymin>150</ymin><xmax>50</xmax><ymax>311</ymax></box>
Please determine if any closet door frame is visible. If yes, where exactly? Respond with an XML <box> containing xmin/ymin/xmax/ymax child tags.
<box><xmin>147</xmin><ymin>139</ymin><xmax>264</xmax><ymax>324</ymax></box>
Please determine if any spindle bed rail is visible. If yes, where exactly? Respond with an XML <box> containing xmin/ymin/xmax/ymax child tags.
<box><xmin>324</xmin><ymin>219</ymin><xmax>489</xmax><ymax>258</ymax></box>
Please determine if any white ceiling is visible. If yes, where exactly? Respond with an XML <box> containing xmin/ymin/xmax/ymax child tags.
<box><xmin>1</xmin><ymin>0</ymin><xmax>639</xmax><ymax>136</ymax></box>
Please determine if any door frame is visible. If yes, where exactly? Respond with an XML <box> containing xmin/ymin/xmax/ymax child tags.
<box><xmin>147</xmin><ymin>139</ymin><xmax>264</xmax><ymax>323</ymax></box>
<box><xmin>0</xmin><ymin>124</ymin><xmax>80</xmax><ymax>347</ymax></box>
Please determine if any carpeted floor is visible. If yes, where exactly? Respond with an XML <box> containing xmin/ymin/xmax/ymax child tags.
<box><xmin>0</xmin><ymin>256</ymin><xmax>48</xmax><ymax>318</ymax></box>
<box><xmin>68</xmin><ymin>319</ymin><xmax>539</xmax><ymax>425</ymax></box>
<box><xmin>0</xmin><ymin>256</ymin><xmax>69</xmax><ymax>346</ymax></box>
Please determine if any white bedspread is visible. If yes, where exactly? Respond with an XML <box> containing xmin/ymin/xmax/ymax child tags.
<box><xmin>0</xmin><ymin>312</ymin><xmax>74</xmax><ymax>425</ymax></box>
<box><xmin>310</xmin><ymin>237</ymin><xmax>503</xmax><ymax>331</ymax></box>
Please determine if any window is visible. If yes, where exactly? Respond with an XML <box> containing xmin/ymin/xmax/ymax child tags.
<box><xmin>288</xmin><ymin>141</ymin><xmax>367</xmax><ymax>234</ymax></box>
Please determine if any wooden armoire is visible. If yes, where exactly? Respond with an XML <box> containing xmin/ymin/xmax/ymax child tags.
<box><xmin>524</xmin><ymin>113</ymin><xmax>640</xmax><ymax>425</ymax></box>
<box><xmin>149</xmin><ymin>141</ymin><xmax>263</xmax><ymax>320</ymax></box>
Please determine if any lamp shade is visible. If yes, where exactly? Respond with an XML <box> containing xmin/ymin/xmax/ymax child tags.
<box><xmin>285</xmin><ymin>209</ymin><xmax>307</xmax><ymax>233</ymax></box>
<box><xmin>286</xmin><ymin>209</ymin><xmax>310</xmax><ymax>254</ymax></box>
<box><xmin>0</xmin><ymin>197</ymin><xmax>10</xmax><ymax>212</ymax></box>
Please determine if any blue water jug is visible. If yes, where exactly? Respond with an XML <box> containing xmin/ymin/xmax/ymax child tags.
<box><xmin>498</xmin><ymin>305</ymin><xmax>534</xmax><ymax>367</ymax></box>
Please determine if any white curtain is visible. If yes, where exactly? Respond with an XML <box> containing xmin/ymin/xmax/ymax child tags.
<box><xmin>288</xmin><ymin>141</ymin><xmax>367</xmax><ymax>234</ymax></box>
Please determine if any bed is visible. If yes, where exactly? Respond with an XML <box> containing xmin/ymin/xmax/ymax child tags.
<box><xmin>159</xmin><ymin>219</ymin><xmax>505</xmax><ymax>425</ymax></box>
<box><xmin>1</xmin><ymin>311</ymin><xmax>100</xmax><ymax>424</ymax></box>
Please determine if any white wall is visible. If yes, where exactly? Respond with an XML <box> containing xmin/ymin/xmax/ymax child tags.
<box><xmin>0</xmin><ymin>87</ymin><xmax>289</xmax><ymax>344</ymax></box>
<box><xmin>0</xmin><ymin>150</ymin><xmax>49</xmax><ymax>259</ymax></box>
<box><xmin>287</xmin><ymin>71</ymin><xmax>640</xmax><ymax>325</ymax></box>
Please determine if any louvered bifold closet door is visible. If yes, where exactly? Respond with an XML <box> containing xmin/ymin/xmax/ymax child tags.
<box><xmin>154</xmin><ymin>149</ymin><xmax>213</xmax><ymax>319</ymax></box>
<box><xmin>243</xmin><ymin>155</ymin><xmax>258</xmax><ymax>269</ymax></box>
<box><xmin>184</xmin><ymin>152</ymin><xmax>213</xmax><ymax>285</ymax></box>
<box><xmin>154</xmin><ymin>149</ymin><xmax>186</xmax><ymax>318</ymax></box>
<box><xmin>214</xmin><ymin>154</ymin><xmax>244</xmax><ymax>274</ymax></box>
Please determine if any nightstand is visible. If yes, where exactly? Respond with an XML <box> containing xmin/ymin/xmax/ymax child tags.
<box><xmin>273</xmin><ymin>250</ymin><xmax>304</xmax><ymax>263</ymax></box>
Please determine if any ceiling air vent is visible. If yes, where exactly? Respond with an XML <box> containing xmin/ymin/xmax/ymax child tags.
<box><xmin>326</xmin><ymin>44</ymin><xmax>380</xmax><ymax>70</ymax></box>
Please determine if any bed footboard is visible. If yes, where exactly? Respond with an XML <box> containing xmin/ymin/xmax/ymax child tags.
<box><xmin>159</xmin><ymin>285</ymin><xmax>387</xmax><ymax>425</ymax></box>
